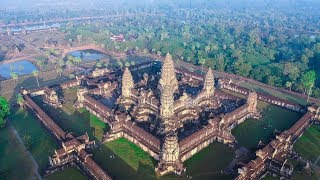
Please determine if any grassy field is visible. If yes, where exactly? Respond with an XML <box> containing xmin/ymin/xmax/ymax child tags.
<box><xmin>92</xmin><ymin>138</ymin><xmax>158</xmax><ymax>180</ymax></box>
<box><xmin>105</xmin><ymin>138</ymin><xmax>156</xmax><ymax>171</ymax></box>
<box><xmin>9</xmin><ymin>108</ymin><xmax>58</xmax><ymax>172</ymax></box>
<box><xmin>287</xmin><ymin>158</ymin><xmax>320</xmax><ymax>179</ymax></box>
<box><xmin>294</xmin><ymin>125</ymin><xmax>320</xmax><ymax>162</ymax></box>
<box><xmin>0</xmin><ymin>124</ymin><xmax>39</xmax><ymax>180</ymax></box>
<box><xmin>232</xmin><ymin>104</ymin><xmax>302</xmax><ymax>150</ymax></box>
<box><xmin>184</xmin><ymin>142</ymin><xmax>235</xmax><ymax>180</ymax></box>
<box><xmin>44</xmin><ymin>167</ymin><xmax>87</xmax><ymax>180</ymax></box>
<box><xmin>32</xmin><ymin>93</ymin><xmax>109</xmax><ymax>141</ymax></box>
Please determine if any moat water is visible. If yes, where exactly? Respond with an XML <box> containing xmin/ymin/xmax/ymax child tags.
<box><xmin>0</xmin><ymin>60</ymin><xmax>38</xmax><ymax>79</ymax></box>
<box><xmin>69</xmin><ymin>49</ymin><xmax>106</xmax><ymax>61</ymax></box>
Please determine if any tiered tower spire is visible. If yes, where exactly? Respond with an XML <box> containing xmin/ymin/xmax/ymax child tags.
<box><xmin>159</xmin><ymin>53</ymin><xmax>178</xmax><ymax>93</ymax></box>
<box><xmin>121</xmin><ymin>68</ymin><xmax>134</xmax><ymax>98</ymax></box>
<box><xmin>203</xmin><ymin>68</ymin><xmax>215</xmax><ymax>97</ymax></box>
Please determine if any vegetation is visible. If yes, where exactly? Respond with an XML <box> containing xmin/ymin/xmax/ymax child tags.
<box><xmin>0</xmin><ymin>124</ymin><xmax>39</xmax><ymax>180</ymax></box>
<box><xmin>232</xmin><ymin>104</ymin><xmax>302</xmax><ymax>150</ymax></box>
<box><xmin>9</xmin><ymin>109</ymin><xmax>57</xmax><ymax>171</ymax></box>
<box><xmin>56</xmin><ymin>3</ymin><xmax>320</xmax><ymax>99</ymax></box>
<box><xmin>105</xmin><ymin>138</ymin><xmax>156</xmax><ymax>171</ymax></box>
<box><xmin>0</xmin><ymin>96</ymin><xmax>9</xmax><ymax>127</ymax></box>
<box><xmin>185</xmin><ymin>142</ymin><xmax>235</xmax><ymax>179</ymax></box>
<box><xmin>92</xmin><ymin>138</ymin><xmax>158</xmax><ymax>180</ymax></box>
<box><xmin>294</xmin><ymin>125</ymin><xmax>320</xmax><ymax>161</ymax></box>
<box><xmin>44</xmin><ymin>167</ymin><xmax>87</xmax><ymax>180</ymax></box>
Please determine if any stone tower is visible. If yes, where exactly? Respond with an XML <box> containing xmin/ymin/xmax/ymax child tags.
<box><xmin>159</xmin><ymin>53</ymin><xmax>178</xmax><ymax>93</ymax></box>
<box><xmin>247</xmin><ymin>91</ymin><xmax>258</xmax><ymax>113</ymax></box>
<box><xmin>156</xmin><ymin>132</ymin><xmax>184</xmax><ymax>175</ymax></box>
<box><xmin>203</xmin><ymin>68</ymin><xmax>215</xmax><ymax>98</ymax></box>
<box><xmin>121</xmin><ymin>68</ymin><xmax>134</xmax><ymax>98</ymax></box>
<box><xmin>160</xmin><ymin>85</ymin><xmax>175</xmax><ymax>119</ymax></box>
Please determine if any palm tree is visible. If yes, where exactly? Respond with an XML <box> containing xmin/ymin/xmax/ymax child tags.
<box><xmin>199</xmin><ymin>58</ymin><xmax>206</xmax><ymax>74</ymax></box>
<box><xmin>96</xmin><ymin>62</ymin><xmax>102</xmax><ymax>68</ymax></box>
<box><xmin>10</xmin><ymin>72</ymin><xmax>18</xmax><ymax>83</ymax></box>
<box><xmin>56</xmin><ymin>67</ymin><xmax>63</xmax><ymax>77</ymax></box>
<box><xmin>32</xmin><ymin>70</ymin><xmax>40</xmax><ymax>87</ymax></box>
<box><xmin>16</xmin><ymin>94</ymin><xmax>24</xmax><ymax>108</ymax></box>
<box><xmin>285</xmin><ymin>81</ymin><xmax>292</xmax><ymax>91</ymax></box>
<box><xmin>36</xmin><ymin>60</ymin><xmax>44</xmax><ymax>70</ymax></box>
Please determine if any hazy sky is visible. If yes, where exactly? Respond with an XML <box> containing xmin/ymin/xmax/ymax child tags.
<box><xmin>1</xmin><ymin>0</ymin><xmax>320</xmax><ymax>11</ymax></box>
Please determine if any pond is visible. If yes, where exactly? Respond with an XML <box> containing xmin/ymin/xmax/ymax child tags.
<box><xmin>69</xmin><ymin>49</ymin><xmax>106</xmax><ymax>61</ymax></box>
<box><xmin>0</xmin><ymin>60</ymin><xmax>38</xmax><ymax>79</ymax></box>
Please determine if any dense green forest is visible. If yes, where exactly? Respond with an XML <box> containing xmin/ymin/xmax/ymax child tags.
<box><xmin>60</xmin><ymin>7</ymin><xmax>320</xmax><ymax>98</ymax></box>
<box><xmin>1</xmin><ymin>0</ymin><xmax>320</xmax><ymax>98</ymax></box>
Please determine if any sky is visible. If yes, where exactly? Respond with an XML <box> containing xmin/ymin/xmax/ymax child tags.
<box><xmin>0</xmin><ymin>0</ymin><xmax>320</xmax><ymax>11</ymax></box>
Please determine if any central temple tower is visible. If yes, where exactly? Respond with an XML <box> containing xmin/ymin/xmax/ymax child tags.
<box><xmin>157</xmin><ymin>53</ymin><xmax>184</xmax><ymax>175</ymax></box>
<box><xmin>159</xmin><ymin>53</ymin><xmax>178</xmax><ymax>93</ymax></box>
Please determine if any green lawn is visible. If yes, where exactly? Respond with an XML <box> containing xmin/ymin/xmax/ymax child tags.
<box><xmin>32</xmin><ymin>95</ymin><xmax>109</xmax><ymax>141</ymax></box>
<box><xmin>261</xmin><ymin>174</ymin><xmax>279</xmax><ymax>180</ymax></box>
<box><xmin>294</xmin><ymin>125</ymin><xmax>320</xmax><ymax>162</ymax></box>
<box><xmin>9</xmin><ymin>108</ymin><xmax>57</xmax><ymax>172</ymax></box>
<box><xmin>105</xmin><ymin>138</ymin><xmax>156</xmax><ymax>171</ymax></box>
<box><xmin>287</xmin><ymin>158</ymin><xmax>320</xmax><ymax>179</ymax></box>
<box><xmin>232</xmin><ymin>104</ymin><xmax>302</xmax><ymax>150</ymax></box>
<box><xmin>44</xmin><ymin>167</ymin><xmax>87</xmax><ymax>180</ymax></box>
<box><xmin>91</xmin><ymin>138</ymin><xmax>158</xmax><ymax>180</ymax></box>
<box><xmin>185</xmin><ymin>142</ymin><xmax>235</xmax><ymax>180</ymax></box>
<box><xmin>0</xmin><ymin>124</ymin><xmax>39</xmax><ymax>180</ymax></box>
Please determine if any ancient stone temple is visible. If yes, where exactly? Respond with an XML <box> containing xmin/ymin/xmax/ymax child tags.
<box><xmin>69</xmin><ymin>52</ymin><xmax>263</xmax><ymax>177</ymax></box>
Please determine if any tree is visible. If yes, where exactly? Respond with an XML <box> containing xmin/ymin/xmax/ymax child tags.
<box><xmin>285</xmin><ymin>81</ymin><xmax>292</xmax><ymax>91</ymax></box>
<box><xmin>22</xmin><ymin>133</ymin><xmax>32</xmax><ymax>150</ymax></box>
<box><xmin>199</xmin><ymin>58</ymin><xmax>206</xmax><ymax>74</ymax></box>
<box><xmin>0</xmin><ymin>96</ymin><xmax>10</xmax><ymax>127</ymax></box>
<box><xmin>77</xmin><ymin>35</ymin><xmax>83</xmax><ymax>44</ymax></box>
<box><xmin>36</xmin><ymin>60</ymin><xmax>44</xmax><ymax>70</ymax></box>
<box><xmin>233</xmin><ymin>59</ymin><xmax>252</xmax><ymax>77</ymax></box>
<box><xmin>125</xmin><ymin>62</ymin><xmax>131</xmax><ymax>67</ymax></box>
<box><xmin>56</xmin><ymin>67</ymin><xmax>63</xmax><ymax>77</ymax></box>
<box><xmin>69</xmin><ymin>74</ymin><xmax>76</xmax><ymax>79</ymax></box>
<box><xmin>215</xmin><ymin>54</ymin><xmax>225</xmax><ymax>72</ymax></box>
<box><xmin>10</xmin><ymin>72</ymin><xmax>18</xmax><ymax>83</ymax></box>
<box><xmin>16</xmin><ymin>94</ymin><xmax>24</xmax><ymax>108</ymax></box>
<box><xmin>96</xmin><ymin>62</ymin><xmax>102</xmax><ymax>68</ymax></box>
<box><xmin>301</xmin><ymin>71</ymin><xmax>316</xmax><ymax>103</ymax></box>
<box><xmin>32</xmin><ymin>70</ymin><xmax>40</xmax><ymax>87</ymax></box>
